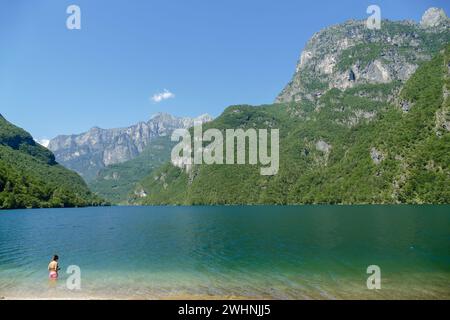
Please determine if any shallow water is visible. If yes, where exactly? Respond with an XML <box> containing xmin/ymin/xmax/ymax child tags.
<box><xmin>0</xmin><ymin>206</ymin><xmax>449</xmax><ymax>299</ymax></box>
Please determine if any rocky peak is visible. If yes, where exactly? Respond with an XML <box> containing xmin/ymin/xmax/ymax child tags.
<box><xmin>420</xmin><ymin>7</ymin><xmax>449</xmax><ymax>28</ymax></box>
<box><xmin>89</xmin><ymin>126</ymin><xmax>103</xmax><ymax>133</ymax></box>
<box><xmin>149</xmin><ymin>112</ymin><xmax>177</xmax><ymax>122</ymax></box>
<box><xmin>276</xmin><ymin>8</ymin><xmax>449</xmax><ymax>104</ymax></box>
<box><xmin>194</xmin><ymin>113</ymin><xmax>214</xmax><ymax>123</ymax></box>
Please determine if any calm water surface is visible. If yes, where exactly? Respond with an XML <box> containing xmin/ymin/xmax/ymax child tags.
<box><xmin>0</xmin><ymin>206</ymin><xmax>449</xmax><ymax>299</ymax></box>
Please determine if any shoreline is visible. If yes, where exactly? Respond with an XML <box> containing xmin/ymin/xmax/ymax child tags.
<box><xmin>2</xmin><ymin>288</ymin><xmax>449</xmax><ymax>300</ymax></box>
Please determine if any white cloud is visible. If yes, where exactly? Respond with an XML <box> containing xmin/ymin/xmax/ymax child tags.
<box><xmin>151</xmin><ymin>89</ymin><xmax>175</xmax><ymax>103</ymax></box>
<box><xmin>36</xmin><ymin>139</ymin><xmax>50</xmax><ymax>148</ymax></box>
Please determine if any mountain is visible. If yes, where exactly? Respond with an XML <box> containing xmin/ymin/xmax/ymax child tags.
<box><xmin>48</xmin><ymin>113</ymin><xmax>213</xmax><ymax>181</ymax></box>
<box><xmin>0</xmin><ymin>115</ymin><xmax>104</xmax><ymax>209</ymax></box>
<box><xmin>133</xmin><ymin>8</ymin><xmax>450</xmax><ymax>205</ymax></box>
<box><xmin>276</xmin><ymin>7</ymin><xmax>449</xmax><ymax>104</ymax></box>
<box><xmin>88</xmin><ymin>135</ymin><xmax>174</xmax><ymax>204</ymax></box>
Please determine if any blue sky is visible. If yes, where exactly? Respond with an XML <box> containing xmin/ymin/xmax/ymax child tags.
<box><xmin>0</xmin><ymin>0</ymin><xmax>449</xmax><ymax>140</ymax></box>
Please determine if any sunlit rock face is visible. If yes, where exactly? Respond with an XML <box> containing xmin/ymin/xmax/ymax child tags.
<box><xmin>276</xmin><ymin>7</ymin><xmax>450</xmax><ymax>104</ymax></box>
<box><xmin>420</xmin><ymin>7</ymin><xmax>448</xmax><ymax>28</ymax></box>
<box><xmin>48</xmin><ymin>113</ymin><xmax>212</xmax><ymax>180</ymax></box>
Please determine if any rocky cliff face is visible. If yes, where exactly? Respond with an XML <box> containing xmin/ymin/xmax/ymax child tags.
<box><xmin>48</xmin><ymin>113</ymin><xmax>212</xmax><ymax>180</ymax></box>
<box><xmin>421</xmin><ymin>7</ymin><xmax>448</xmax><ymax>29</ymax></box>
<box><xmin>276</xmin><ymin>7</ymin><xmax>450</xmax><ymax>103</ymax></box>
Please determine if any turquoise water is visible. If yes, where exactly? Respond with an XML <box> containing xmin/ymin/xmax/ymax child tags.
<box><xmin>0</xmin><ymin>206</ymin><xmax>449</xmax><ymax>299</ymax></box>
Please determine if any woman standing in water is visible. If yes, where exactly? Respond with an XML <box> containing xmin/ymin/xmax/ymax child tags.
<box><xmin>48</xmin><ymin>255</ymin><xmax>60</xmax><ymax>280</ymax></box>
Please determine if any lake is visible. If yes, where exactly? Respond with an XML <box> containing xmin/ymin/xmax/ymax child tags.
<box><xmin>0</xmin><ymin>206</ymin><xmax>449</xmax><ymax>299</ymax></box>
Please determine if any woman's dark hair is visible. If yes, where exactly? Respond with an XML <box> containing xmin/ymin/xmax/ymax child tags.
<box><xmin>53</xmin><ymin>255</ymin><xmax>59</xmax><ymax>261</ymax></box>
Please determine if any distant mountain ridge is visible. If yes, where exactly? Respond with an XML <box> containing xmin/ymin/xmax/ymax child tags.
<box><xmin>48</xmin><ymin>112</ymin><xmax>213</xmax><ymax>181</ymax></box>
<box><xmin>88</xmin><ymin>135</ymin><xmax>175</xmax><ymax>204</ymax></box>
